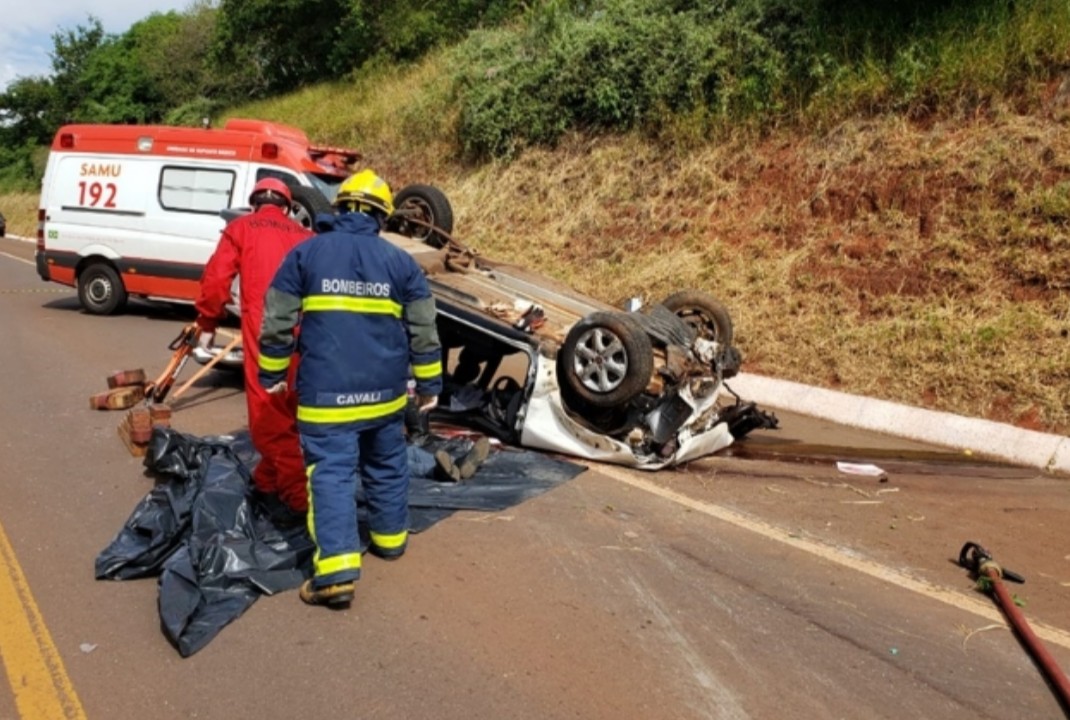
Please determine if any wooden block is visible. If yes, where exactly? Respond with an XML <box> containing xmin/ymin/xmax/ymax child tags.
<box><xmin>129</xmin><ymin>407</ymin><xmax>152</xmax><ymax>431</ymax></box>
<box><xmin>90</xmin><ymin>385</ymin><xmax>145</xmax><ymax>411</ymax></box>
<box><xmin>106</xmin><ymin>369</ymin><xmax>147</xmax><ymax>389</ymax></box>
<box><xmin>117</xmin><ymin>415</ymin><xmax>148</xmax><ymax>457</ymax></box>
<box><xmin>149</xmin><ymin>404</ymin><xmax>173</xmax><ymax>423</ymax></box>
<box><xmin>121</xmin><ymin>409</ymin><xmax>152</xmax><ymax>443</ymax></box>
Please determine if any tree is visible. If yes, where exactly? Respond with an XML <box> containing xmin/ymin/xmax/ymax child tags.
<box><xmin>332</xmin><ymin>0</ymin><xmax>528</xmax><ymax>67</ymax></box>
<box><xmin>77</xmin><ymin>33</ymin><xmax>163</xmax><ymax>122</ymax></box>
<box><xmin>0</xmin><ymin>76</ymin><xmax>58</xmax><ymax>146</ymax></box>
<box><xmin>139</xmin><ymin>3</ymin><xmax>222</xmax><ymax>108</ymax></box>
<box><xmin>213</xmin><ymin>0</ymin><xmax>349</xmax><ymax>95</ymax></box>
<box><xmin>49</xmin><ymin>16</ymin><xmax>108</xmax><ymax>123</ymax></box>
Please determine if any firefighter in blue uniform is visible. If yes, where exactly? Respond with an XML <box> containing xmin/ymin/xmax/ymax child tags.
<box><xmin>257</xmin><ymin>170</ymin><xmax>442</xmax><ymax>608</ymax></box>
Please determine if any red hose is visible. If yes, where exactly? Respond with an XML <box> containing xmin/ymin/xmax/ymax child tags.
<box><xmin>983</xmin><ymin>566</ymin><xmax>1070</xmax><ymax>709</ymax></box>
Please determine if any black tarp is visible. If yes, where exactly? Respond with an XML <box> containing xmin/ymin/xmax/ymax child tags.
<box><xmin>96</xmin><ymin>427</ymin><xmax>584</xmax><ymax>657</ymax></box>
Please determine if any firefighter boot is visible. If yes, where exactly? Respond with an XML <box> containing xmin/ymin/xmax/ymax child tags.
<box><xmin>299</xmin><ymin>579</ymin><xmax>355</xmax><ymax>608</ymax></box>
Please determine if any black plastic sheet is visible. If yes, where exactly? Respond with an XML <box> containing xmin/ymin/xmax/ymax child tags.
<box><xmin>96</xmin><ymin>427</ymin><xmax>584</xmax><ymax>657</ymax></box>
<box><xmin>402</xmin><ymin>435</ymin><xmax>589</xmax><ymax>529</ymax></box>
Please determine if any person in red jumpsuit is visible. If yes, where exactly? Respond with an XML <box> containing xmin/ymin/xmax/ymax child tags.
<box><xmin>194</xmin><ymin>177</ymin><xmax>313</xmax><ymax>519</ymax></box>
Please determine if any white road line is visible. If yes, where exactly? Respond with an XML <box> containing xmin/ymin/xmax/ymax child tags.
<box><xmin>0</xmin><ymin>251</ymin><xmax>34</xmax><ymax>266</ymax></box>
<box><xmin>596</xmin><ymin>463</ymin><xmax>1070</xmax><ymax>650</ymax></box>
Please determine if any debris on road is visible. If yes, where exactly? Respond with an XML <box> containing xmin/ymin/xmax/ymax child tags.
<box><xmin>959</xmin><ymin>623</ymin><xmax>1006</xmax><ymax>651</ymax></box>
<box><xmin>89</xmin><ymin>382</ymin><xmax>145</xmax><ymax>410</ymax></box>
<box><xmin>116</xmin><ymin>404</ymin><xmax>172</xmax><ymax>457</ymax></box>
<box><xmin>836</xmin><ymin>461</ymin><xmax>888</xmax><ymax>481</ymax></box>
<box><xmin>86</xmin><ymin>324</ymin><xmax>205</xmax><ymax>455</ymax></box>
<box><xmin>107</xmin><ymin>369</ymin><xmax>146</xmax><ymax>388</ymax></box>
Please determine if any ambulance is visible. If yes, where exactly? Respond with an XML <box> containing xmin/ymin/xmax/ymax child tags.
<box><xmin>34</xmin><ymin>118</ymin><xmax>452</xmax><ymax>315</ymax></box>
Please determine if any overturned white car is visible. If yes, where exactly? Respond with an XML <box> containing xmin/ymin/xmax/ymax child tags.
<box><xmin>383</xmin><ymin>210</ymin><xmax>777</xmax><ymax>470</ymax></box>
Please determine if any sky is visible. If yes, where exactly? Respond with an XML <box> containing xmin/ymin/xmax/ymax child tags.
<box><xmin>1</xmin><ymin>0</ymin><xmax>192</xmax><ymax>91</ymax></box>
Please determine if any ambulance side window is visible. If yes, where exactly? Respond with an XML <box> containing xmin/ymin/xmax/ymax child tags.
<box><xmin>158</xmin><ymin>166</ymin><xmax>235</xmax><ymax>214</ymax></box>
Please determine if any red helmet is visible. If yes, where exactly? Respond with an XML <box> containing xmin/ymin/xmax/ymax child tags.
<box><xmin>249</xmin><ymin>177</ymin><xmax>292</xmax><ymax>207</ymax></box>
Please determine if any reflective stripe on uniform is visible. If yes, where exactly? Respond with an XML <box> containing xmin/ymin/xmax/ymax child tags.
<box><xmin>315</xmin><ymin>552</ymin><xmax>362</xmax><ymax>578</ymax></box>
<box><xmin>258</xmin><ymin>353</ymin><xmax>291</xmax><ymax>372</ymax></box>
<box><xmin>412</xmin><ymin>360</ymin><xmax>442</xmax><ymax>380</ymax></box>
<box><xmin>297</xmin><ymin>395</ymin><xmax>408</xmax><ymax>424</ymax></box>
<box><xmin>370</xmin><ymin>529</ymin><xmax>408</xmax><ymax>549</ymax></box>
<box><xmin>302</xmin><ymin>295</ymin><xmax>402</xmax><ymax>317</ymax></box>
<box><xmin>305</xmin><ymin>463</ymin><xmax>316</xmax><ymax>541</ymax></box>
<box><xmin>305</xmin><ymin>460</ymin><xmax>363</xmax><ymax>580</ymax></box>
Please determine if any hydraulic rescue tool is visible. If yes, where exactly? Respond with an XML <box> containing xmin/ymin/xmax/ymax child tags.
<box><xmin>143</xmin><ymin>323</ymin><xmax>199</xmax><ymax>404</ymax></box>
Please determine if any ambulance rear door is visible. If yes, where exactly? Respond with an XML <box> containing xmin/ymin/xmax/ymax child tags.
<box><xmin>38</xmin><ymin>153</ymin><xmax>154</xmax><ymax>287</ymax></box>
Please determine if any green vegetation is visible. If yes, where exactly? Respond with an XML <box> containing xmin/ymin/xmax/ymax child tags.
<box><xmin>7</xmin><ymin>0</ymin><xmax>1070</xmax><ymax>187</ymax></box>
<box><xmin>3</xmin><ymin>0</ymin><xmax>1069</xmax><ymax>435</ymax></box>
<box><xmin>447</xmin><ymin>0</ymin><xmax>1070</xmax><ymax>158</ymax></box>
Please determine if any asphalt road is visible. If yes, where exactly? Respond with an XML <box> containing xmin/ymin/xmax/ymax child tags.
<box><xmin>2</xmin><ymin>237</ymin><xmax>1069</xmax><ymax>720</ymax></box>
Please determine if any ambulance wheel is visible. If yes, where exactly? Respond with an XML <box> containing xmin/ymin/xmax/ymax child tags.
<box><xmin>388</xmin><ymin>185</ymin><xmax>454</xmax><ymax>248</ymax></box>
<box><xmin>289</xmin><ymin>186</ymin><xmax>332</xmax><ymax>231</ymax></box>
<box><xmin>78</xmin><ymin>262</ymin><xmax>127</xmax><ymax>315</ymax></box>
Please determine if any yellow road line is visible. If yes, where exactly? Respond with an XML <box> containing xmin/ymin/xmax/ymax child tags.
<box><xmin>597</xmin><ymin>464</ymin><xmax>1070</xmax><ymax>650</ymax></box>
<box><xmin>0</xmin><ymin>521</ymin><xmax>87</xmax><ymax>719</ymax></box>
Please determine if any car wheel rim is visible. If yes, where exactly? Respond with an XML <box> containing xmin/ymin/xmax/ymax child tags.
<box><xmin>290</xmin><ymin>204</ymin><xmax>314</xmax><ymax>230</ymax></box>
<box><xmin>573</xmin><ymin>327</ymin><xmax>628</xmax><ymax>393</ymax></box>
<box><xmin>87</xmin><ymin>277</ymin><xmax>112</xmax><ymax>305</ymax></box>
<box><xmin>398</xmin><ymin>199</ymin><xmax>432</xmax><ymax>240</ymax></box>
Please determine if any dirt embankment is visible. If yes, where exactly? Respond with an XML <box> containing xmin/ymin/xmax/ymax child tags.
<box><xmin>421</xmin><ymin>104</ymin><xmax>1070</xmax><ymax>435</ymax></box>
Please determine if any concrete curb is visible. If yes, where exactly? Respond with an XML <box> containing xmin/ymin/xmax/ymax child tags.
<box><xmin>727</xmin><ymin>373</ymin><xmax>1070</xmax><ymax>476</ymax></box>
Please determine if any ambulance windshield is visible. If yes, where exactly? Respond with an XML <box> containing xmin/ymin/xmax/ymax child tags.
<box><xmin>307</xmin><ymin>173</ymin><xmax>344</xmax><ymax>203</ymax></box>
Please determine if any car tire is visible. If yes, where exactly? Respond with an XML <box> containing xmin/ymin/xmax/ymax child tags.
<box><xmin>559</xmin><ymin>311</ymin><xmax>654</xmax><ymax>408</ymax></box>
<box><xmin>78</xmin><ymin>262</ymin><xmax>127</xmax><ymax>315</ymax></box>
<box><xmin>388</xmin><ymin>184</ymin><xmax>454</xmax><ymax>248</ymax></box>
<box><xmin>660</xmin><ymin>290</ymin><xmax>734</xmax><ymax>346</ymax></box>
<box><xmin>289</xmin><ymin>186</ymin><xmax>332</xmax><ymax>231</ymax></box>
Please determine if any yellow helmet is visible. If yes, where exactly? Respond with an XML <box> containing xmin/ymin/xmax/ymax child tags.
<box><xmin>334</xmin><ymin>169</ymin><xmax>394</xmax><ymax>215</ymax></box>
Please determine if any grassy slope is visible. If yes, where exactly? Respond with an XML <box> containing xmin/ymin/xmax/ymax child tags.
<box><xmin>448</xmin><ymin>116</ymin><xmax>1070</xmax><ymax>436</ymax></box>
<box><xmin>7</xmin><ymin>55</ymin><xmax>1068</xmax><ymax>435</ymax></box>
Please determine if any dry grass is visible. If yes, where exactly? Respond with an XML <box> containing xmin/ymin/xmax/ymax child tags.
<box><xmin>1</xmin><ymin>192</ymin><xmax>40</xmax><ymax>237</ymax></box>
<box><xmin>229</xmin><ymin>56</ymin><xmax>458</xmax><ymax>183</ymax></box>
<box><xmin>439</xmin><ymin>111</ymin><xmax>1070</xmax><ymax>434</ymax></box>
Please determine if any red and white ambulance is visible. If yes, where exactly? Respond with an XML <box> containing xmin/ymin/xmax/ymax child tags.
<box><xmin>35</xmin><ymin>118</ymin><xmax>360</xmax><ymax>314</ymax></box>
